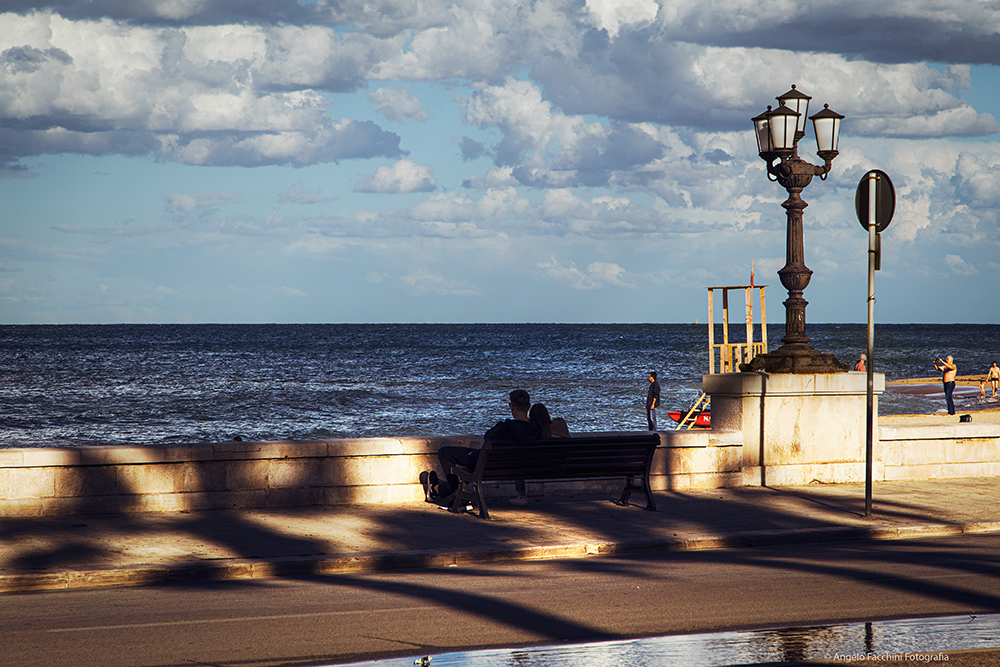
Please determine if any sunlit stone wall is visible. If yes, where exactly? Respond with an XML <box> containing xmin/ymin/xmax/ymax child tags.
<box><xmin>0</xmin><ymin>431</ymin><xmax>743</xmax><ymax>517</ymax></box>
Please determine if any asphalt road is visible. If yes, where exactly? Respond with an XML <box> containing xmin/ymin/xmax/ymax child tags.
<box><xmin>4</xmin><ymin>533</ymin><xmax>1000</xmax><ymax>667</ymax></box>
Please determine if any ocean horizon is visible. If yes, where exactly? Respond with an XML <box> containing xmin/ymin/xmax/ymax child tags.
<box><xmin>2</xmin><ymin>323</ymin><xmax>998</xmax><ymax>449</ymax></box>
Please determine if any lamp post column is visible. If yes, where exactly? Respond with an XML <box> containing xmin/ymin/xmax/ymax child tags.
<box><xmin>742</xmin><ymin>87</ymin><xmax>848</xmax><ymax>374</ymax></box>
<box><xmin>776</xmin><ymin>159</ymin><xmax>815</xmax><ymax>349</ymax></box>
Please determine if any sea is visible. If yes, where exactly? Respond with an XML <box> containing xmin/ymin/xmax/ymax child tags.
<box><xmin>1</xmin><ymin>323</ymin><xmax>998</xmax><ymax>449</ymax></box>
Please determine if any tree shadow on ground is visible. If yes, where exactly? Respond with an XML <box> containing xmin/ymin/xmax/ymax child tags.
<box><xmin>3</xmin><ymin>478</ymin><xmax>1000</xmax><ymax>662</ymax></box>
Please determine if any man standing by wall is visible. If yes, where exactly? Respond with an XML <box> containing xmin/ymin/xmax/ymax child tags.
<box><xmin>853</xmin><ymin>354</ymin><xmax>867</xmax><ymax>372</ymax></box>
<box><xmin>646</xmin><ymin>372</ymin><xmax>660</xmax><ymax>431</ymax></box>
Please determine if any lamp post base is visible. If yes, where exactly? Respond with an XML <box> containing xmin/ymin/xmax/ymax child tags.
<box><xmin>740</xmin><ymin>344</ymin><xmax>849</xmax><ymax>374</ymax></box>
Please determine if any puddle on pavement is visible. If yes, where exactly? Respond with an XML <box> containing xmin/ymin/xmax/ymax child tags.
<box><xmin>338</xmin><ymin>613</ymin><xmax>1000</xmax><ymax>666</ymax></box>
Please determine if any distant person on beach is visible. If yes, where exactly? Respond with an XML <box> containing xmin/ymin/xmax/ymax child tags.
<box><xmin>853</xmin><ymin>354</ymin><xmax>867</xmax><ymax>372</ymax></box>
<box><xmin>646</xmin><ymin>371</ymin><xmax>660</xmax><ymax>431</ymax></box>
<box><xmin>421</xmin><ymin>389</ymin><xmax>541</xmax><ymax>509</ymax></box>
<box><xmin>989</xmin><ymin>362</ymin><xmax>1000</xmax><ymax>398</ymax></box>
<box><xmin>505</xmin><ymin>403</ymin><xmax>571</xmax><ymax>507</ymax></box>
<box><xmin>934</xmin><ymin>355</ymin><xmax>958</xmax><ymax>415</ymax></box>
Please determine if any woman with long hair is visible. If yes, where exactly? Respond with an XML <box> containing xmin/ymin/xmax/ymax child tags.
<box><xmin>530</xmin><ymin>402</ymin><xmax>569</xmax><ymax>439</ymax></box>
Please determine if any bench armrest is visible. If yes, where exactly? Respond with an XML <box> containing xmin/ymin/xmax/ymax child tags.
<box><xmin>451</xmin><ymin>463</ymin><xmax>476</xmax><ymax>482</ymax></box>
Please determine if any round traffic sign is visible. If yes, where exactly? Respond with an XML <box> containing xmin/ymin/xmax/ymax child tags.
<box><xmin>855</xmin><ymin>169</ymin><xmax>895</xmax><ymax>232</ymax></box>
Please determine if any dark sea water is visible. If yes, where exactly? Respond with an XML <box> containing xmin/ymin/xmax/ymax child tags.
<box><xmin>1</xmin><ymin>324</ymin><xmax>998</xmax><ymax>448</ymax></box>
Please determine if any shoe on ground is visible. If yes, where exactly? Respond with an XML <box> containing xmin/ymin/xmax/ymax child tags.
<box><xmin>419</xmin><ymin>471</ymin><xmax>441</xmax><ymax>502</ymax></box>
<box><xmin>439</xmin><ymin>502</ymin><xmax>473</xmax><ymax>513</ymax></box>
<box><xmin>419</xmin><ymin>471</ymin><xmax>437</xmax><ymax>502</ymax></box>
<box><xmin>508</xmin><ymin>495</ymin><xmax>528</xmax><ymax>507</ymax></box>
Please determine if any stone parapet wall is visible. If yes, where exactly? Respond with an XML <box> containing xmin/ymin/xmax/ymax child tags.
<box><xmin>4</xmin><ymin>419</ymin><xmax>992</xmax><ymax>518</ymax></box>
<box><xmin>0</xmin><ymin>431</ymin><xmax>743</xmax><ymax>517</ymax></box>
<box><xmin>0</xmin><ymin>437</ymin><xmax>467</xmax><ymax>517</ymax></box>
<box><xmin>653</xmin><ymin>428</ymin><xmax>743</xmax><ymax>490</ymax></box>
<box><xmin>737</xmin><ymin>420</ymin><xmax>1000</xmax><ymax>486</ymax></box>
<box><xmin>878</xmin><ymin>423</ymin><xmax>1000</xmax><ymax>480</ymax></box>
<box><xmin>706</xmin><ymin>371</ymin><xmax>888</xmax><ymax>485</ymax></box>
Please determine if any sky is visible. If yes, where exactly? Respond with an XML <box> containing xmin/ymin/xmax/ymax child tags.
<box><xmin>3</xmin><ymin>1</ymin><xmax>1000</xmax><ymax>325</ymax></box>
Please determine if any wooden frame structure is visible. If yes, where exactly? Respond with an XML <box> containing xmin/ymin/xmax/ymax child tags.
<box><xmin>707</xmin><ymin>285</ymin><xmax>768</xmax><ymax>374</ymax></box>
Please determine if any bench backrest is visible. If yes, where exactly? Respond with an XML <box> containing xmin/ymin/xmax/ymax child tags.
<box><xmin>477</xmin><ymin>433</ymin><xmax>660</xmax><ymax>482</ymax></box>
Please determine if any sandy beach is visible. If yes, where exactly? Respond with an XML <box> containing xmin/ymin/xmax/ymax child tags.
<box><xmin>881</xmin><ymin>374</ymin><xmax>1000</xmax><ymax>425</ymax></box>
<box><xmin>887</xmin><ymin>374</ymin><xmax>994</xmax><ymax>387</ymax></box>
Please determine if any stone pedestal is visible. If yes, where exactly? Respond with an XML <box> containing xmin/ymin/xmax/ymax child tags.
<box><xmin>703</xmin><ymin>371</ymin><xmax>885</xmax><ymax>486</ymax></box>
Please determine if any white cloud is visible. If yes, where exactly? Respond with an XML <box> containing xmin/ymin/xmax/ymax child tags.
<box><xmin>588</xmin><ymin>261</ymin><xmax>635</xmax><ymax>287</ymax></box>
<box><xmin>284</xmin><ymin>236</ymin><xmax>371</xmax><ymax>255</ymax></box>
<box><xmin>2</xmin><ymin>2</ymin><xmax>997</xmax><ymax>177</ymax></box>
<box><xmin>355</xmin><ymin>159</ymin><xmax>437</xmax><ymax>194</ymax></box>
<box><xmin>0</xmin><ymin>12</ymin><xmax>404</xmax><ymax>168</ymax></box>
<box><xmin>954</xmin><ymin>152</ymin><xmax>1000</xmax><ymax>208</ymax></box>
<box><xmin>945</xmin><ymin>254</ymin><xmax>979</xmax><ymax>276</ymax></box>
<box><xmin>165</xmin><ymin>192</ymin><xmax>243</xmax><ymax>213</ymax></box>
<box><xmin>463</xmin><ymin>78</ymin><xmax>676</xmax><ymax>189</ymax></box>
<box><xmin>585</xmin><ymin>0</ymin><xmax>658</xmax><ymax>37</ymax></box>
<box><xmin>537</xmin><ymin>258</ymin><xmax>635</xmax><ymax>290</ymax></box>
<box><xmin>7</xmin><ymin>1</ymin><xmax>1000</xmax><ymax>324</ymax></box>
<box><xmin>463</xmin><ymin>166</ymin><xmax>519</xmax><ymax>189</ymax></box>
<box><xmin>854</xmin><ymin>105</ymin><xmax>999</xmax><ymax>138</ymax></box>
<box><xmin>369</xmin><ymin>87</ymin><xmax>428</xmax><ymax>122</ymax></box>
<box><xmin>278</xmin><ymin>183</ymin><xmax>335</xmax><ymax>205</ymax></box>
<box><xmin>538</xmin><ymin>189</ymin><xmax>664</xmax><ymax>237</ymax></box>
<box><xmin>888</xmin><ymin>192</ymin><xmax>933</xmax><ymax>244</ymax></box>
<box><xmin>400</xmin><ymin>269</ymin><xmax>484</xmax><ymax>296</ymax></box>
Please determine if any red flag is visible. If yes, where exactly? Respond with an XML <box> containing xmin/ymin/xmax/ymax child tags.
<box><xmin>750</xmin><ymin>260</ymin><xmax>755</xmax><ymax>288</ymax></box>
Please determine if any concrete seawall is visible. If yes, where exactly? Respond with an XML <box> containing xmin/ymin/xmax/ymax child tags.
<box><xmin>879</xmin><ymin>422</ymin><xmax>1000</xmax><ymax>480</ymax></box>
<box><xmin>2</xmin><ymin>421</ymin><xmax>998</xmax><ymax>518</ymax></box>
<box><xmin>0</xmin><ymin>430</ymin><xmax>744</xmax><ymax>517</ymax></box>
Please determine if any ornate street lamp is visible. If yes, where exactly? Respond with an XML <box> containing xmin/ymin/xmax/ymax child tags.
<box><xmin>743</xmin><ymin>85</ymin><xmax>848</xmax><ymax>374</ymax></box>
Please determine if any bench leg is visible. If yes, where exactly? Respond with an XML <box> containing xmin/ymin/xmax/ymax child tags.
<box><xmin>619</xmin><ymin>475</ymin><xmax>656</xmax><ymax>511</ymax></box>
<box><xmin>450</xmin><ymin>468</ymin><xmax>491</xmax><ymax>519</ymax></box>
<box><xmin>455</xmin><ymin>484</ymin><xmax>489</xmax><ymax>519</ymax></box>
<box><xmin>642</xmin><ymin>477</ymin><xmax>657</xmax><ymax>511</ymax></box>
<box><xmin>617</xmin><ymin>483</ymin><xmax>632</xmax><ymax>508</ymax></box>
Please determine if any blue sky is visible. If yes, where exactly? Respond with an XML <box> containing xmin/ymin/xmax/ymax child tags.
<box><xmin>3</xmin><ymin>1</ymin><xmax>1000</xmax><ymax>324</ymax></box>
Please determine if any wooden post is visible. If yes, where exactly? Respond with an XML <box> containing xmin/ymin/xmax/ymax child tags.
<box><xmin>722</xmin><ymin>289</ymin><xmax>730</xmax><ymax>371</ymax></box>
<box><xmin>744</xmin><ymin>286</ymin><xmax>754</xmax><ymax>366</ymax></box>
<box><xmin>707</xmin><ymin>289</ymin><xmax>715</xmax><ymax>374</ymax></box>
<box><xmin>760</xmin><ymin>286</ymin><xmax>768</xmax><ymax>354</ymax></box>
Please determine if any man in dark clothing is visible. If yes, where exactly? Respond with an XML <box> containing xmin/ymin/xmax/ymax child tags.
<box><xmin>424</xmin><ymin>389</ymin><xmax>541</xmax><ymax>504</ymax></box>
<box><xmin>646</xmin><ymin>371</ymin><xmax>660</xmax><ymax>431</ymax></box>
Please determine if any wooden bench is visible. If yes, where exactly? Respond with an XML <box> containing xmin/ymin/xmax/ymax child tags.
<box><xmin>448</xmin><ymin>432</ymin><xmax>661</xmax><ymax>519</ymax></box>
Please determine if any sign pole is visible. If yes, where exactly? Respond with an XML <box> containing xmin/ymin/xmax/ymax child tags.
<box><xmin>865</xmin><ymin>173</ymin><xmax>877</xmax><ymax>518</ymax></box>
<box><xmin>855</xmin><ymin>169</ymin><xmax>894</xmax><ymax>520</ymax></box>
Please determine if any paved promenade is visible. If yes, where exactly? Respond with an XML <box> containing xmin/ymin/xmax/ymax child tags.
<box><xmin>2</xmin><ymin>477</ymin><xmax>999</xmax><ymax>594</ymax></box>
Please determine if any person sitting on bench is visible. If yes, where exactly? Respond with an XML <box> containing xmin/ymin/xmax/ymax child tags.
<box><xmin>529</xmin><ymin>402</ymin><xmax>569</xmax><ymax>439</ymax></box>
<box><xmin>506</xmin><ymin>402</ymin><xmax>570</xmax><ymax>506</ymax></box>
<box><xmin>423</xmin><ymin>389</ymin><xmax>541</xmax><ymax>506</ymax></box>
